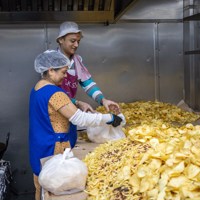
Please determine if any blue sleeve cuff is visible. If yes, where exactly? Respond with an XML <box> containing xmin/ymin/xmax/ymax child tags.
<box><xmin>71</xmin><ymin>98</ymin><xmax>76</xmax><ymax>105</ymax></box>
<box><xmin>98</xmin><ymin>95</ymin><xmax>104</xmax><ymax>105</ymax></box>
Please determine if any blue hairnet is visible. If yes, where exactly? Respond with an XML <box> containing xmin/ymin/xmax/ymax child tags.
<box><xmin>34</xmin><ymin>50</ymin><xmax>70</xmax><ymax>74</ymax></box>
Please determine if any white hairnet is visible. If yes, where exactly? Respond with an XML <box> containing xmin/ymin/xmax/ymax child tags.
<box><xmin>34</xmin><ymin>50</ymin><xmax>70</xmax><ymax>74</ymax></box>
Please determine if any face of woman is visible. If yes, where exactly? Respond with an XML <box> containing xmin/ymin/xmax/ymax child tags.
<box><xmin>59</xmin><ymin>33</ymin><xmax>82</xmax><ymax>58</ymax></box>
<box><xmin>50</xmin><ymin>67</ymin><xmax>68</xmax><ymax>86</ymax></box>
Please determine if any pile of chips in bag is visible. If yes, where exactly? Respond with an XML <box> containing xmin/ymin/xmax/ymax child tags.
<box><xmin>83</xmin><ymin>101</ymin><xmax>200</xmax><ymax>200</ymax></box>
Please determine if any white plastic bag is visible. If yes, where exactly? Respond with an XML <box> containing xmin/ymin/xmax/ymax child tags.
<box><xmin>38</xmin><ymin>148</ymin><xmax>88</xmax><ymax>195</ymax></box>
<box><xmin>87</xmin><ymin>113</ymin><xmax>126</xmax><ymax>143</ymax></box>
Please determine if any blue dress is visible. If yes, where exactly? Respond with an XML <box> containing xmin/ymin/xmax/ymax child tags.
<box><xmin>29</xmin><ymin>85</ymin><xmax>77</xmax><ymax>176</ymax></box>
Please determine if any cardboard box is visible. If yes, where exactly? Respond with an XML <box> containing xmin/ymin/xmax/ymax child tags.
<box><xmin>42</xmin><ymin>189</ymin><xmax>88</xmax><ymax>200</ymax></box>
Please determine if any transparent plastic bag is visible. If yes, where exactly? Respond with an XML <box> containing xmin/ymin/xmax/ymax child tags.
<box><xmin>38</xmin><ymin>148</ymin><xmax>88</xmax><ymax>195</ymax></box>
<box><xmin>87</xmin><ymin>113</ymin><xmax>126</xmax><ymax>143</ymax></box>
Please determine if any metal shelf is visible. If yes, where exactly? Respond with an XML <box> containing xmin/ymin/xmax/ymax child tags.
<box><xmin>184</xmin><ymin>13</ymin><xmax>200</xmax><ymax>21</ymax></box>
<box><xmin>185</xmin><ymin>50</ymin><xmax>200</xmax><ymax>55</ymax></box>
<box><xmin>0</xmin><ymin>11</ymin><xmax>114</xmax><ymax>24</ymax></box>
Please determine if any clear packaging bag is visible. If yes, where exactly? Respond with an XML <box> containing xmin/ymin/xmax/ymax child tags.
<box><xmin>87</xmin><ymin>113</ymin><xmax>126</xmax><ymax>143</ymax></box>
<box><xmin>38</xmin><ymin>148</ymin><xmax>88</xmax><ymax>195</ymax></box>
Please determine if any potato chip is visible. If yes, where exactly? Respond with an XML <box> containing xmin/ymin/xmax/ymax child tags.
<box><xmin>168</xmin><ymin>176</ymin><xmax>187</xmax><ymax>188</ymax></box>
<box><xmin>186</xmin><ymin>164</ymin><xmax>200</xmax><ymax>179</ymax></box>
<box><xmin>147</xmin><ymin>188</ymin><xmax>158</xmax><ymax>198</ymax></box>
<box><xmin>137</xmin><ymin>166</ymin><xmax>147</xmax><ymax>178</ymax></box>
<box><xmin>140</xmin><ymin>178</ymin><xmax>150</xmax><ymax>192</ymax></box>
<box><xmin>169</xmin><ymin>161</ymin><xmax>185</xmax><ymax>176</ymax></box>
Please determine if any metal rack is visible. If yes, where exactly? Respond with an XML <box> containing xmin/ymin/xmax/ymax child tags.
<box><xmin>183</xmin><ymin>0</ymin><xmax>200</xmax><ymax>20</ymax></box>
<box><xmin>183</xmin><ymin>0</ymin><xmax>200</xmax><ymax>110</ymax></box>
<box><xmin>0</xmin><ymin>0</ymin><xmax>136</xmax><ymax>23</ymax></box>
<box><xmin>183</xmin><ymin>0</ymin><xmax>200</xmax><ymax>55</ymax></box>
<box><xmin>0</xmin><ymin>0</ymin><xmax>112</xmax><ymax>12</ymax></box>
<box><xmin>0</xmin><ymin>0</ymin><xmax>114</xmax><ymax>23</ymax></box>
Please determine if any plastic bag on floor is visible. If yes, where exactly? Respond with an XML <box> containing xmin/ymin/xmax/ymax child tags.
<box><xmin>38</xmin><ymin>148</ymin><xmax>88</xmax><ymax>195</ymax></box>
<box><xmin>87</xmin><ymin>113</ymin><xmax>126</xmax><ymax>143</ymax></box>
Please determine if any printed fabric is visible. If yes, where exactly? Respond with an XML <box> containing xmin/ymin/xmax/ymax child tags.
<box><xmin>61</xmin><ymin>54</ymin><xmax>91</xmax><ymax>98</ymax></box>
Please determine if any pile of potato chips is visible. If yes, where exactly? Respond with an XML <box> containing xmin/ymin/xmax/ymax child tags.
<box><xmin>96</xmin><ymin>101</ymin><xmax>199</xmax><ymax>126</ymax></box>
<box><xmin>84</xmin><ymin>101</ymin><xmax>200</xmax><ymax>200</ymax></box>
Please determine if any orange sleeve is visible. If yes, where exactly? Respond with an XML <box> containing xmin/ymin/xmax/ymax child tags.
<box><xmin>49</xmin><ymin>92</ymin><xmax>71</xmax><ymax>111</ymax></box>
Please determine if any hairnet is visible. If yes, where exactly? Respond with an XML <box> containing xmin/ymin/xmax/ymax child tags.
<box><xmin>34</xmin><ymin>50</ymin><xmax>70</xmax><ymax>74</ymax></box>
<box><xmin>56</xmin><ymin>21</ymin><xmax>83</xmax><ymax>42</ymax></box>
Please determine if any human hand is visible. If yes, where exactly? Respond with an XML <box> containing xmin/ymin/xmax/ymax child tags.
<box><xmin>102</xmin><ymin>98</ymin><xmax>120</xmax><ymax>114</ymax></box>
<box><xmin>76</xmin><ymin>100</ymin><xmax>95</xmax><ymax>113</ymax></box>
<box><xmin>106</xmin><ymin>114</ymin><xmax>122</xmax><ymax>127</ymax></box>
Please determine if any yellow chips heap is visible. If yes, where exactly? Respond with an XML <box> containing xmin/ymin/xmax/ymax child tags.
<box><xmin>128</xmin><ymin>123</ymin><xmax>200</xmax><ymax>200</ymax></box>
<box><xmin>84</xmin><ymin>138</ymin><xmax>151</xmax><ymax>200</ymax></box>
<box><xmin>84</xmin><ymin>124</ymin><xmax>200</xmax><ymax>200</ymax></box>
<box><xmin>84</xmin><ymin>101</ymin><xmax>200</xmax><ymax>200</ymax></box>
<box><xmin>96</xmin><ymin>101</ymin><xmax>200</xmax><ymax>126</ymax></box>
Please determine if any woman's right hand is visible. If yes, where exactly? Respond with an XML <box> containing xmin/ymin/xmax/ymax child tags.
<box><xmin>106</xmin><ymin>114</ymin><xmax>122</xmax><ymax>127</ymax></box>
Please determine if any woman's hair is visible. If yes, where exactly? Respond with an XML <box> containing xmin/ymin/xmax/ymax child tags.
<box><xmin>42</xmin><ymin>68</ymin><xmax>61</xmax><ymax>77</ymax></box>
